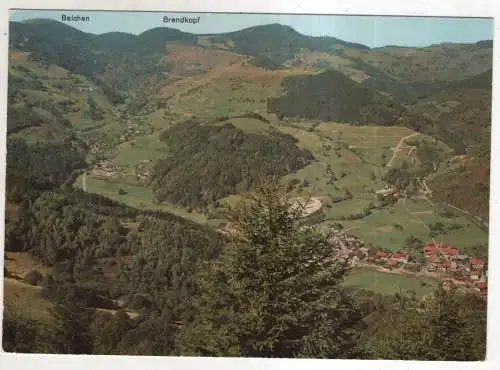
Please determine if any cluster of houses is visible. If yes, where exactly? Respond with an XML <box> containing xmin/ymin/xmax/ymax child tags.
<box><xmin>326</xmin><ymin>229</ymin><xmax>488</xmax><ymax>296</ymax></box>
<box><xmin>89</xmin><ymin>142</ymin><xmax>108</xmax><ymax>154</ymax></box>
<box><xmin>90</xmin><ymin>160</ymin><xmax>125</xmax><ymax>178</ymax></box>
<box><xmin>367</xmin><ymin>242</ymin><xmax>487</xmax><ymax>295</ymax></box>
<box><xmin>327</xmin><ymin>229</ymin><xmax>365</xmax><ymax>263</ymax></box>
<box><xmin>135</xmin><ymin>160</ymin><xmax>151</xmax><ymax>182</ymax></box>
<box><xmin>366</xmin><ymin>249</ymin><xmax>411</xmax><ymax>269</ymax></box>
<box><xmin>72</xmin><ymin>83</ymin><xmax>95</xmax><ymax>93</ymax></box>
<box><xmin>423</xmin><ymin>242</ymin><xmax>487</xmax><ymax>293</ymax></box>
<box><xmin>375</xmin><ymin>185</ymin><xmax>401</xmax><ymax>198</ymax></box>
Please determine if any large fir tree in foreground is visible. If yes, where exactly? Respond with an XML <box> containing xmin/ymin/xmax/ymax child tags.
<box><xmin>175</xmin><ymin>178</ymin><xmax>365</xmax><ymax>358</ymax></box>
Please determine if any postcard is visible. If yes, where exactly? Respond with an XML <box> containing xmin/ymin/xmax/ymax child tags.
<box><xmin>1</xmin><ymin>4</ymin><xmax>496</xmax><ymax>369</ymax></box>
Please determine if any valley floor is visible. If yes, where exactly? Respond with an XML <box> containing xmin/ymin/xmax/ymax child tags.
<box><xmin>70</xmin><ymin>118</ymin><xmax>488</xmax><ymax>295</ymax></box>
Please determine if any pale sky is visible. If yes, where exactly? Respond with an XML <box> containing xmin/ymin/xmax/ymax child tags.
<box><xmin>10</xmin><ymin>9</ymin><xmax>493</xmax><ymax>48</ymax></box>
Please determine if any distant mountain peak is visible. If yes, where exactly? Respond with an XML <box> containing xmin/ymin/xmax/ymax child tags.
<box><xmin>20</xmin><ymin>18</ymin><xmax>60</xmax><ymax>24</ymax></box>
<box><xmin>13</xmin><ymin>18</ymin><xmax>88</xmax><ymax>37</ymax></box>
<box><xmin>255</xmin><ymin>23</ymin><xmax>297</xmax><ymax>32</ymax></box>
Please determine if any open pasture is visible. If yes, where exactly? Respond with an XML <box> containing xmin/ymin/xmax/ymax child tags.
<box><xmin>3</xmin><ymin>279</ymin><xmax>54</xmax><ymax>324</ymax></box>
<box><xmin>343</xmin><ymin>267</ymin><xmax>437</xmax><ymax>297</ymax></box>
<box><xmin>111</xmin><ymin>133</ymin><xmax>168</xmax><ymax>170</ymax></box>
<box><xmin>168</xmin><ymin>66</ymin><xmax>307</xmax><ymax>118</ymax></box>
<box><xmin>75</xmin><ymin>175</ymin><xmax>207</xmax><ymax>224</ymax></box>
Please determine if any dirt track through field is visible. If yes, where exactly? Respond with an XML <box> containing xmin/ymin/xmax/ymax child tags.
<box><xmin>411</xmin><ymin>211</ymin><xmax>434</xmax><ymax>215</ymax></box>
<box><xmin>387</xmin><ymin>132</ymin><xmax>420</xmax><ymax>167</ymax></box>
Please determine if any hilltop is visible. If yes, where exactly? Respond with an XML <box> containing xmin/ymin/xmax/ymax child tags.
<box><xmin>267</xmin><ymin>68</ymin><xmax>406</xmax><ymax>124</ymax></box>
<box><xmin>218</xmin><ymin>23</ymin><xmax>369</xmax><ymax>65</ymax></box>
<box><xmin>150</xmin><ymin>119</ymin><xmax>314</xmax><ymax>210</ymax></box>
<box><xmin>10</xmin><ymin>19</ymin><xmax>493</xmax><ymax>102</ymax></box>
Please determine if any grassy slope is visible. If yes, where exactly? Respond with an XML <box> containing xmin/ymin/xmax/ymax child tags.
<box><xmin>75</xmin><ymin>175</ymin><xmax>207</xmax><ymax>224</ymax></box>
<box><xmin>343</xmin><ymin>43</ymin><xmax>492</xmax><ymax>84</ymax></box>
<box><xmin>3</xmin><ymin>252</ymin><xmax>53</xmax><ymax>323</ymax></box>
<box><xmin>343</xmin><ymin>267</ymin><xmax>437</xmax><ymax>298</ymax></box>
<box><xmin>111</xmin><ymin>133</ymin><xmax>169</xmax><ymax>174</ymax></box>
<box><xmin>167</xmin><ymin>65</ymin><xmax>305</xmax><ymax>118</ymax></box>
<box><xmin>3</xmin><ymin>279</ymin><xmax>54</xmax><ymax>324</ymax></box>
<box><xmin>8</xmin><ymin>53</ymin><xmax>118</xmax><ymax>147</ymax></box>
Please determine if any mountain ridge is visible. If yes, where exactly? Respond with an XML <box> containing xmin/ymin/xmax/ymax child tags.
<box><xmin>12</xmin><ymin>18</ymin><xmax>493</xmax><ymax>49</ymax></box>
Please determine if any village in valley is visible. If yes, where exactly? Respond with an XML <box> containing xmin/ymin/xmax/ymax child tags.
<box><xmin>288</xmin><ymin>164</ymin><xmax>489</xmax><ymax>298</ymax></box>
<box><xmin>83</xmin><ymin>152</ymin><xmax>490</xmax><ymax>299</ymax></box>
<box><xmin>329</xmin><ymin>227</ymin><xmax>488</xmax><ymax>297</ymax></box>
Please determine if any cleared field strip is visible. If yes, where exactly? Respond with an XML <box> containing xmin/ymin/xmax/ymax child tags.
<box><xmin>75</xmin><ymin>175</ymin><xmax>207</xmax><ymax>224</ymax></box>
<box><xmin>343</xmin><ymin>267</ymin><xmax>437</xmax><ymax>297</ymax></box>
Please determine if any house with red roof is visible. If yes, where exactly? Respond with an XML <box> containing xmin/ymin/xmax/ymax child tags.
<box><xmin>386</xmin><ymin>260</ymin><xmax>397</xmax><ymax>270</ymax></box>
<box><xmin>470</xmin><ymin>270</ymin><xmax>482</xmax><ymax>281</ymax></box>
<box><xmin>390</xmin><ymin>250</ymin><xmax>408</xmax><ymax>264</ymax></box>
<box><xmin>424</xmin><ymin>243</ymin><xmax>439</xmax><ymax>255</ymax></box>
<box><xmin>424</xmin><ymin>241</ymin><xmax>461</xmax><ymax>257</ymax></box>
<box><xmin>440</xmin><ymin>246</ymin><xmax>459</xmax><ymax>256</ymax></box>
<box><xmin>470</xmin><ymin>257</ymin><xmax>485</xmax><ymax>271</ymax></box>
<box><xmin>375</xmin><ymin>250</ymin><xmax>391</xmax><ymax>261</ymax></box>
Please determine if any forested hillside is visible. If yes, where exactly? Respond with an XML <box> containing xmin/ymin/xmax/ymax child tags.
<box><xmin>221</xmin><ymin>23</ymin><xmax>369</xmax><ymax>65</ymax></box>
<box><xmin>409</xmin><ymin>69</ymin><xmax>492</xmax><ymax>155</ymax></box>
<box><xmin>4</xmin><ymin>181</ymin><xmax>225</xmax><ymax>352</ymax></box>
<box><xmin>9</xmin><ymin>19</ymin><xmax>189</xmax><ymax>97</ymax></box>
<box><xmin>150</xmin><ymin>120</ymin><xmax>314</xmax><ymax>209</ymax></box>
<box><xmin>412</xmin><ymin>70</ymin><xmax>492</xmax><ymax>220</ymax></box>
<box><xmin>267</xmin><ymin>69</ymin><xmax>406</xmax><ymax>124</ymax></box>
<box><xmin>7</xmin><ymin>138</ymin><xmax>87</xmax><ymax>186</ymax></box>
